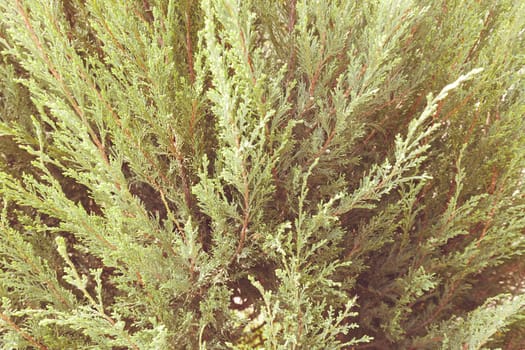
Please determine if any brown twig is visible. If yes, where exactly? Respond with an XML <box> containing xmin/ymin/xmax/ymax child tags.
<box><xmin>441</xmin><ymin>93</ymin><xmax>473</xmax><ymax>121</ymax></box>
<box><xmin>185</xmin><ymin>1</ymin><xmax>196</xmax><ymax>84</ymax></box>
<box><xmin>223</xmin><ymin>2</ymin><xmax>257</xmax><ymax>85</ymax></box>
<box><xmin>462</xmin><ymin>105</ymin><xmax>480</xmax><ymax>145</ymax></box>
<box><xmin>169</xmin><ymin>134</ymin><xmax>193</xmax><ymax>211</ymax></box>
<box><xmin>308</xmin><ymin>31</ymin><xmax>328</xmax><ymax>97</ymax></box>
<box><xmin>230</xmin><ymin>125</ymin><xmax>251</xmax><ymax>263</ymax></box>
<box><xmin>232</xmin><ymin>144</ymin><xmax>251</xmax><ymax>262</ymax></box>
<box><xmin>311</xmin><ymin>129</ymin><xmax>336</xmax><ymax>161</ymax></box>
<box><xmin>285</xmin><ymin>0</ymin><xmax>298</xmax><ymax>85</ymax></box>
<box><xmin>463</xmin><ymin>9</ymin><xmax>493</xmax><ymax>65</ymax></box>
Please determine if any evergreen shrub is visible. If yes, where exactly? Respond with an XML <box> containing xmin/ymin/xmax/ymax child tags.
<box><xmin>0</xmin><ymin>0</ymin><xmax>524</xmax><ymax>348</ymax></box>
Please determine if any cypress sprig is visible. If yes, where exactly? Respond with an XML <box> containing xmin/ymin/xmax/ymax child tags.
<box><xmin>1</xmin><ymin>0</ymin><xmax>524</xmax><ymax>348</ymax></box>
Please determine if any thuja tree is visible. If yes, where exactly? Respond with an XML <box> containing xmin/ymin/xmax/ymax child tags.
<box><xmin>0</xmin><ymin>0</ymin><xmax>524</xmax><ymax>349</ymax></box>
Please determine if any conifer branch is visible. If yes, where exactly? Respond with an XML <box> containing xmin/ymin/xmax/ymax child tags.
<box><xmin>410</xmin><ymin>174</ymin><xmax>506</xmax><ymax>334</ymax></box>
<box><xmin>0</xmin><ymin>219</ymin><xmax>73</xmax><ymax>309</ymax></box>
<box><xmin>311</xmin><ymin>128</ymin><xmax>336</xmax><ymax>161</ymax></box>
<box><xmin>441</xmin><ymin>93</ymin><xmax>474</xmax><ymax>121</ymax></box>
<box><xmin>308</xmin><ymin>31</ymin><xmax>327</xmax><ymax>97</ymax></box>
<box><xmin>223</xmin><ymin>1</ymin><xmax>257</xmax><ymax>86</ymax></box>
<box><xmin>463</xmin><ymin>9</ymin><xmax>494</xmax><ymax>65</ymax></box>
<box><xmin>1</xmin><ymin>1</ymin><xmax>524</xmax><ymax>347</ymax></box>
<box><xmin>185</xmin><ymin>1</ymin><xmax>196</xmax><ymax>85</ymax></box>
<box><xmin>14</xmin><ymin>0</ymin><xmax>109</xmax><ymax>166</ymax></box>
<box><xmin>0</xmin><ymin>312</ymin><xmax>48</xmax><ymax>350</ymax></box>
<box><xmin>56</xmin><ymin>236</ymin><xmax>140</xmax><ymax>350</ymax></box>
<box><xmin>91</xmin><ymin>8</ymin><xmax>154</xmax><ymax>86</ymax></box>
<box><xmin>169</xmin><ymin>134</ymin><xmax>193</xmax><ymax>212</ymax></box>
<box><xmin>75</xmin><ymin>53</ymin><xmax>186</xmax><ymax>234</ymax></box>
<box><xmin>285</xmin><ymin>0</ymin><xmax>297</xmax><ymax>84</ymax></box>
<box><xmin>231</xmin><ymin>146</ymin><xmax>251</xmax><ymax>263</ymax></box>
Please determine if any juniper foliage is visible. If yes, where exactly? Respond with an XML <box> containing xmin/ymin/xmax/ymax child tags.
<box><xmin>0</xmin><ymin>0</ymin><xmax>524</xmax><ymax>349</ymax></box>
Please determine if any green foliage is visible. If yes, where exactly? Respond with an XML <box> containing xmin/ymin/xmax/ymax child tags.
<box><xmin>0</xmin><ymin>0</ymin><xmax>524</xmax><ymax>349</ymax></box>
<box><xmin>414</xmin><ymin>294</ymin><xmax>525</xmax><ymax>350</ymax></box>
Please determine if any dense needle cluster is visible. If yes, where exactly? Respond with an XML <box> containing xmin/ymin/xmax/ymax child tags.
<box><xmin>0</xmin><ymin>0</ymin><xmax>524</xmax><ymax>349</ymax></box>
